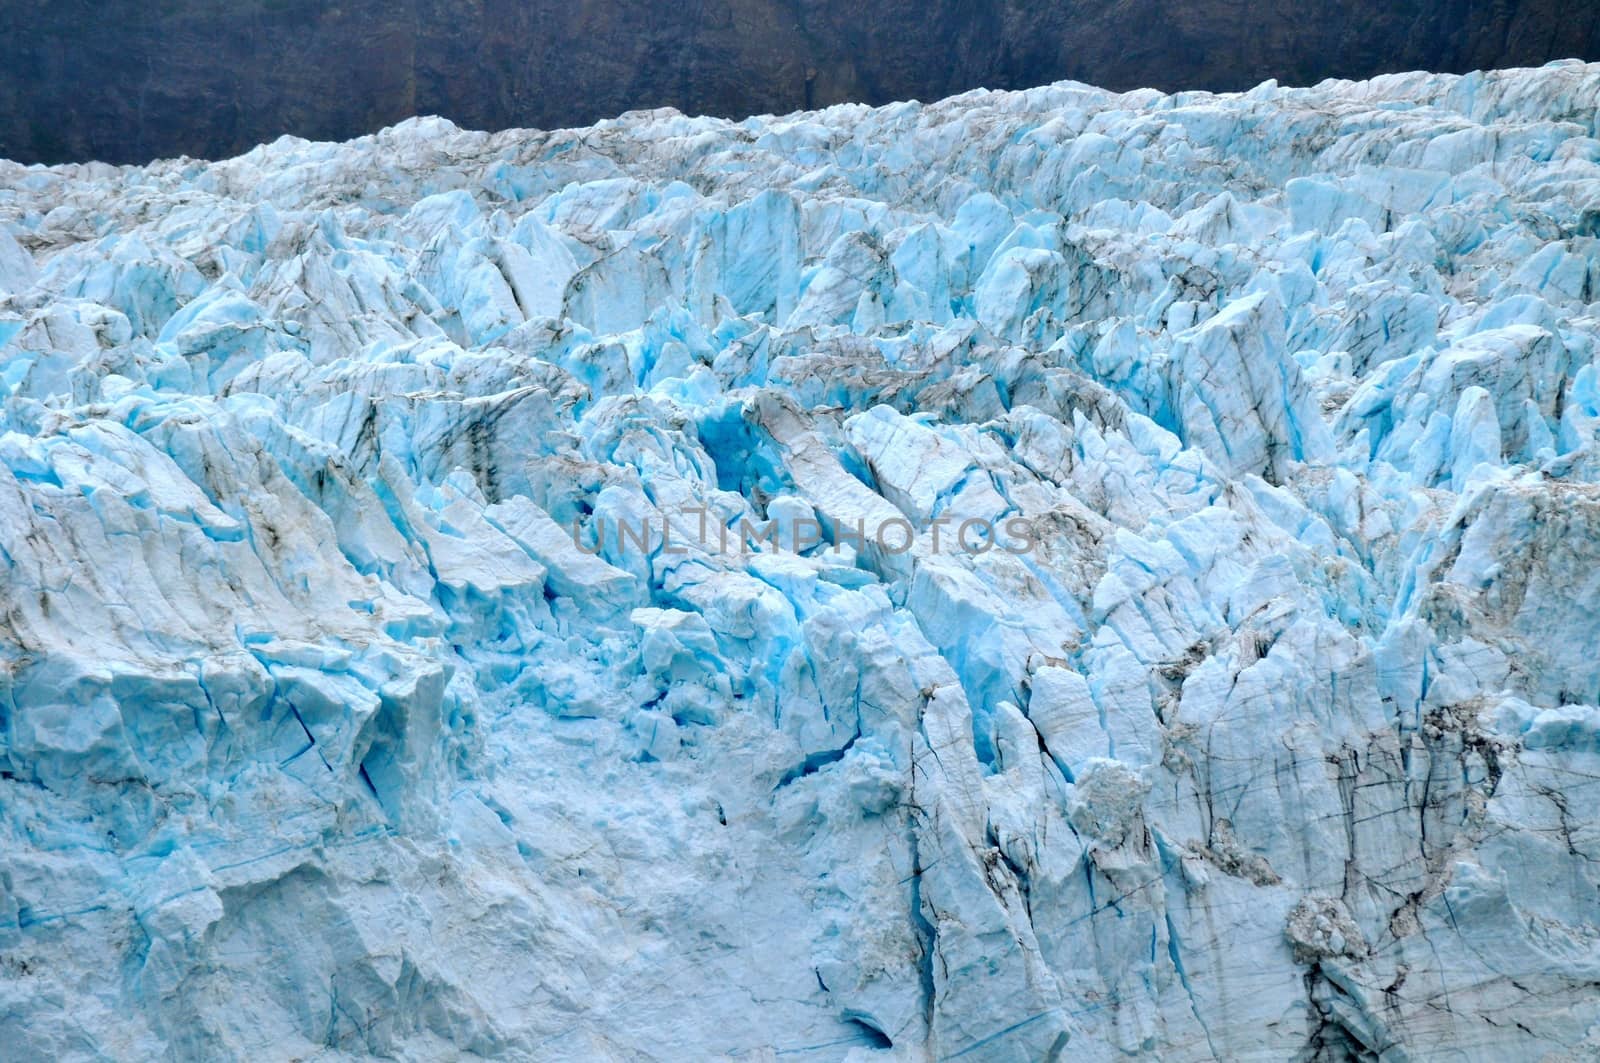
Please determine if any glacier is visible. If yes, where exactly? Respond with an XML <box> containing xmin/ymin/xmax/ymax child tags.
<box><xmin>2</xmin><ymin>59</ymin><xmax>1600</xmax><ymax>1062</ymax></box>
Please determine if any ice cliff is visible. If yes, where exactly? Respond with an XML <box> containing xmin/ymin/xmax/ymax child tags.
<box><xmin>3</xmin><ymin>60</ymin><xmax>1600</xmax><ymax>1062</ymax></box>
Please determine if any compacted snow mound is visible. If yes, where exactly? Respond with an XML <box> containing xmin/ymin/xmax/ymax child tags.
<box><xmin>2</xmin><ymin>61</ymin><xmax>1600</xmax><ymax>1062</ymax></box>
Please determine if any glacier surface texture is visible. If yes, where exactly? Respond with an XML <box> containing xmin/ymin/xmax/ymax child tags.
<box><xmin>3</xmin><ymin>61</ymin><xmax>1600</xmax><ymax>1063</ymax></box>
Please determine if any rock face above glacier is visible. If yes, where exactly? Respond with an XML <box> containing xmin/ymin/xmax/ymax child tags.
<box><xmin>9</xmin><ymin>0</ymin><xmax>1599</xmax><ymax>166</ymax></box>
<box><xmin>2</xmin><ymin>61</ymin><xmax>1600</xmax><ymax>1062</ymax></box>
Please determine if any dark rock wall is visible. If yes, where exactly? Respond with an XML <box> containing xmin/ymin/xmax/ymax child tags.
<box><xmin>3</xmin><ymin>0</ymin><xmax>1597</xmax><ymax>164</ymax></box>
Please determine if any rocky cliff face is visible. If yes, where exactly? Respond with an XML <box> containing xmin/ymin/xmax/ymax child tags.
<box><xmin>3</xmin><ymin>0</ymin><xmax>1598</xmax><ymax>165</ymax></box>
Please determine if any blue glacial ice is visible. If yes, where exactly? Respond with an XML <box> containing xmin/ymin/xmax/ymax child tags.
<box><xmin>2</xmin><ymin>60</ymin><xmax>1600</xmax><ymax>1062</ymax></box>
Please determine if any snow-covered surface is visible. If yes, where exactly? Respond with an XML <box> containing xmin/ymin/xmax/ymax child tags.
<box><xmin>3</xmin><ymin>60</ymin><xmax>1600</xmax><ymax>1061</ymax></box>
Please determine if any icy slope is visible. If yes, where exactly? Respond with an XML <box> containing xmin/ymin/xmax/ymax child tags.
<box><xmin>2</xmin><ymin>61</ymin><xmax>1600</xmax><ymax>1062</ymax></box>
